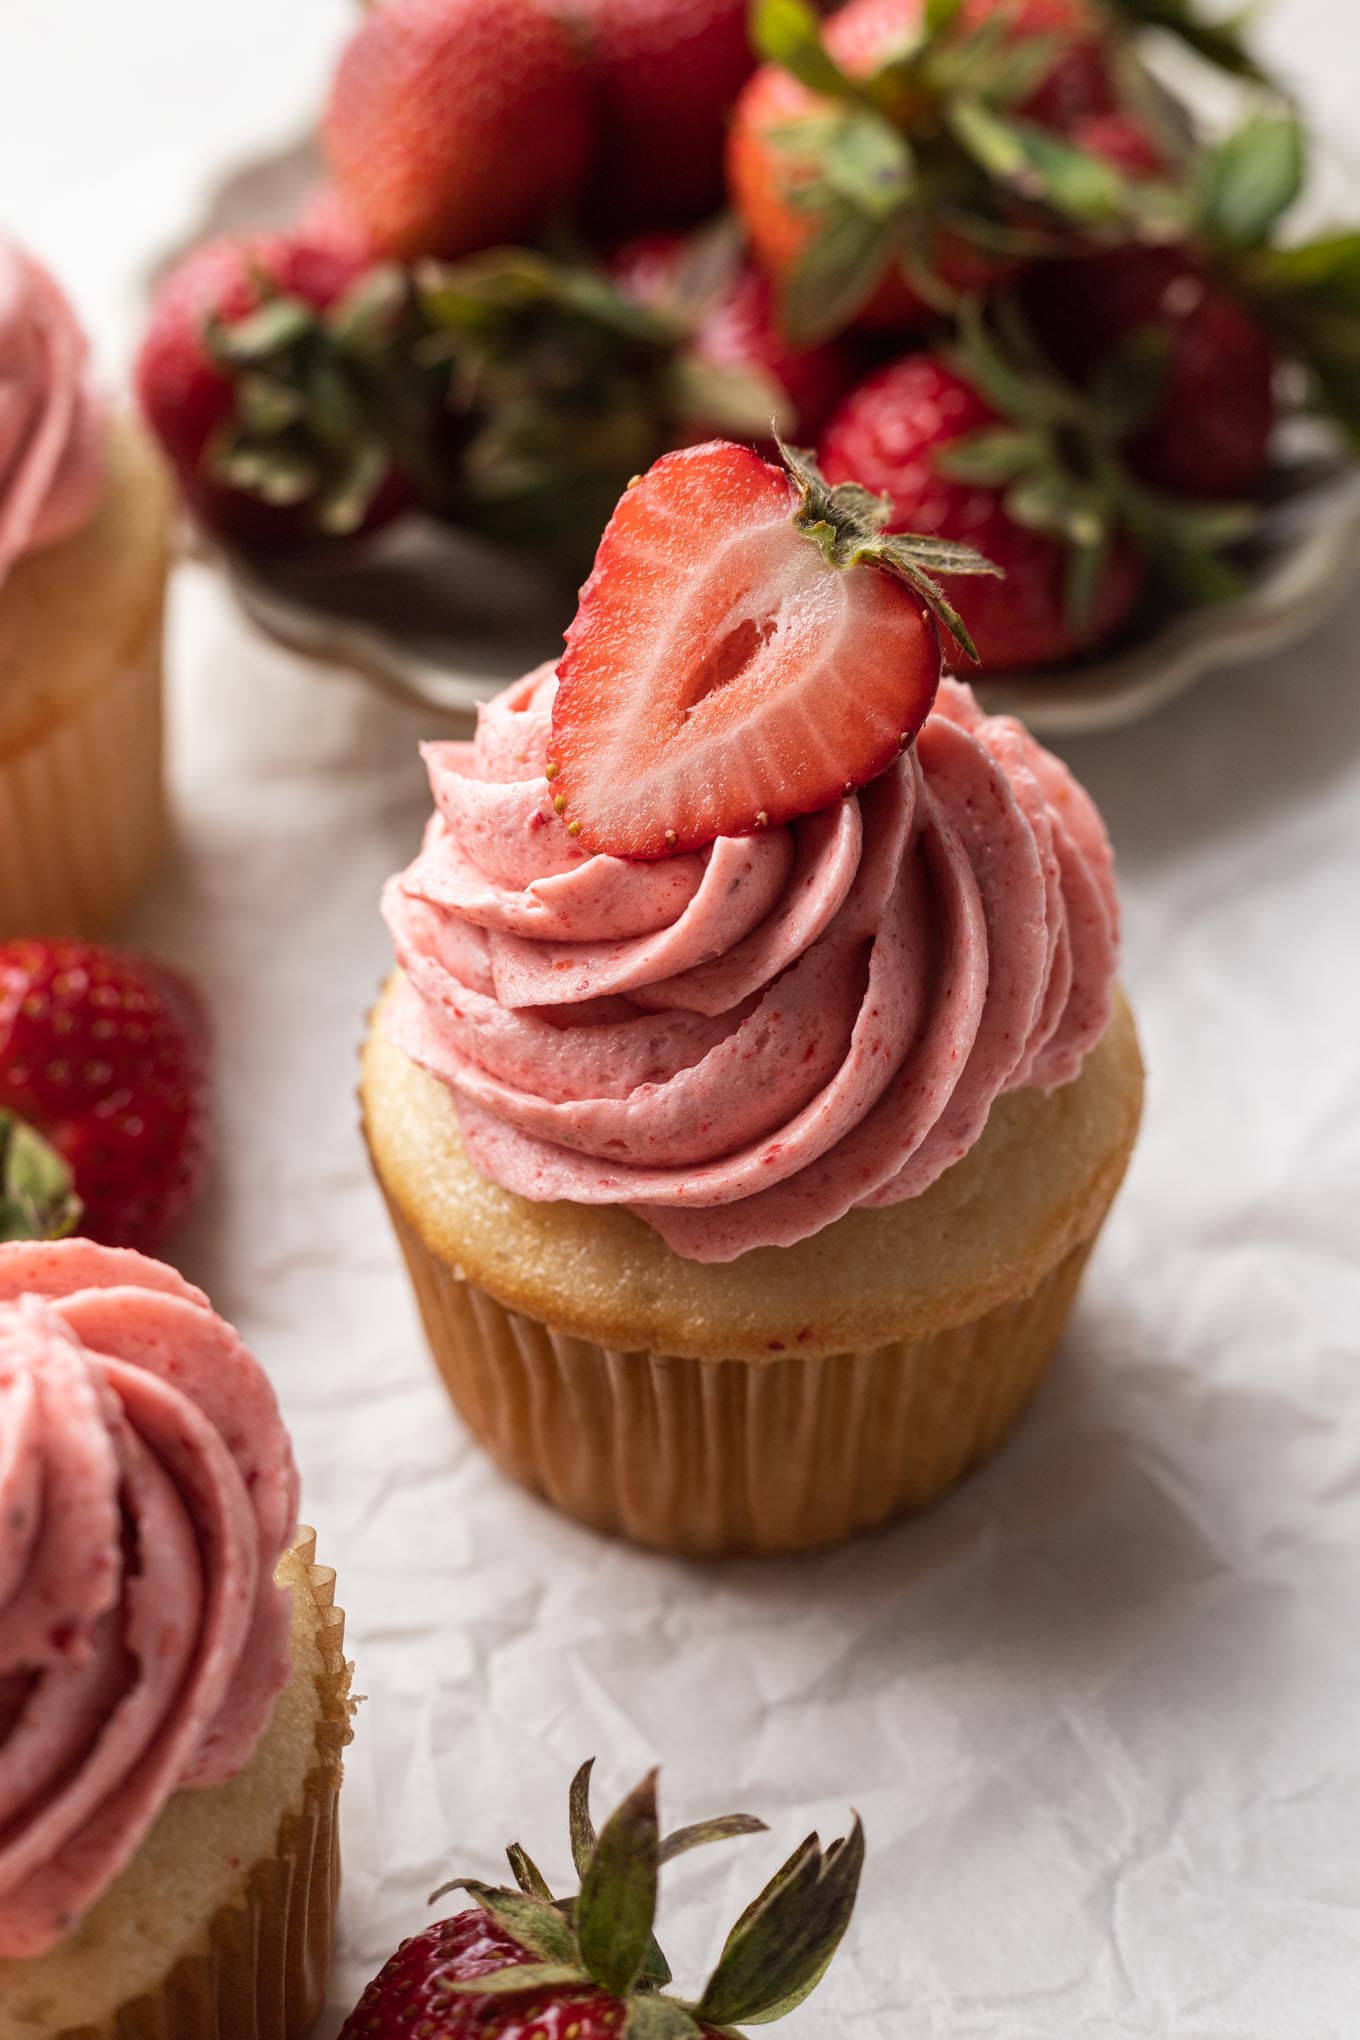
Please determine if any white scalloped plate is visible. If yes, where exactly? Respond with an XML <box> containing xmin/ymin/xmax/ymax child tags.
<box><xmin>162</xmin><ymin>129</ymin><xmax>1360</xmax><ymax>737</ymax></box>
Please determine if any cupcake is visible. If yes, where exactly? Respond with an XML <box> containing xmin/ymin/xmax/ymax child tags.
<box><xmin>0</xmin><ymin>1240</ymin><xmax>352</xmax><ymax>2040</ymax></box>
<box><xmin>0</xmin><ymin>234</ymin><xmax>172</xmax><ymax>940</ymax></box>
<box><xmin>362</xmin><ymin>440</ymin><xmax>1143</xmax><ymax>1556</ymax></box>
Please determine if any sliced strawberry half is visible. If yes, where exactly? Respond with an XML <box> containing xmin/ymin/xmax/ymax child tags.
<box><xmin>548</xmin><ymin>439</ymin><xmax>997</xmax><ymax>858</ymax></box>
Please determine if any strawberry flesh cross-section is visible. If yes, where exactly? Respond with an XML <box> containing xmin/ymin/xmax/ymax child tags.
<box><xmin>548</xmin><ymin>437</ymin><xmax>998</xmax><ymax>859</ymax></box>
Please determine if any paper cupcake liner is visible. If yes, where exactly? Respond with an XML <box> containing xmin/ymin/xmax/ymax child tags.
<box><xmin>52</xmin><ymin>1529</ymin><xmax>352</xmax><ymax>2040</ymax></box>
<box><xmin>0</xmin><ymin>601</ymin><xmax>165</xmax><ymax>940</ymax></box>
<box><xmin>381</xmin><ymin>1183</ymin><xmax>1101</xmax><ymax>1556</ymax></box>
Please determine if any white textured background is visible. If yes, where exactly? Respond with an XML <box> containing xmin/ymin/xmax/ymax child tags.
<box><xmin>4</xmin><ymin>4</ymin><xmax>1360</xmax><ymax>2033</ymax></box>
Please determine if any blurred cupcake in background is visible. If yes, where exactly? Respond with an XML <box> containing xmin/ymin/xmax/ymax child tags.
<box><xmin>0</xmin><ymin>231</ymin><xmax>171</xmax><ymax>939</ymax></box>
<box><xmin>0</xmin><ymin>1238</ymin><xmax>352</xmax><ymax>2040</ymax></box>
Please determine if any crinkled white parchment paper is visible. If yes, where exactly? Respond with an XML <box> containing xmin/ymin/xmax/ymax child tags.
<box><xmin>5</xmin><ymin>2</ymin><xmax>1360</xmax><ymax>2031</ymax></box>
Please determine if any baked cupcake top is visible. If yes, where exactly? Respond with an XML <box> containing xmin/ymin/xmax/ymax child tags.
<box><xmin>0</xmin><ymin>1241</ymin><xmax>299</xmax><ymax>1958</ymax></box>
<box><xmin>0</xmin><ymin>231</ymin><xmax>105</xmax><ymax>589</ymax></box>
<box><xmin>383</xmin><ymin>441</ymin><xmax>1120</xmax><ymax>1262</ymax></box>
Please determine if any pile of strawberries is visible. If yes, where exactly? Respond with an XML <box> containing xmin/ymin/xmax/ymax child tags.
<box><xmin>138</xmin><ymin>0</ymin><xmax>1360</xmax><ymax>672</ymax></box>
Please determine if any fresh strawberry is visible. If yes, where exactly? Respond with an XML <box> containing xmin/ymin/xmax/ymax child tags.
<box><xmin>727</xmin><ymin>0</ymin><xmax>1121</xmax><ymax>339</ymax></box>
<box><xmin>339</xmin><ymin>1762</ymin><xmax>863</xmax><ymax>2040</ymax></box>
<box><xmin>565</xmin><ymin>0</ymin><xmax>755</xmax><ymax>231</ymax></box>
<box><xmin>322</xmin><ymin>0</ymin><xmax>593</xmax><ymax>261</ymax></box>
<box><xmin>0</xmin><ymin>941</ymin><xmax>212</xmax><ymax>1253</ymax></box>
<box><xmin>819</xmin><ymin>352</ymin><xmax>1145</xmax><ymax>668</ymax></box>
<box><xmin>1023</xmin><ymin>246</ymin><xmax>1278</xmax><ymax>498</ymax></box>
<box><xmin>549</xmin><ymin>438</ymin><xmax>995</xmax><ymax>854</ymax></box>
<box><xmin>610</xmin><ymin>231</ymin><xmax>852</xmax><ymax>440</ymax></box>
<box><xmin>136</xmin><ymin>230</ymin><xmax>412</xmax><ymax>545</ymax></box>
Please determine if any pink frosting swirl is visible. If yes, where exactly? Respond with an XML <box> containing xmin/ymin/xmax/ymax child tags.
<box><xmin>0</xmin><ymin>233</ymin><xmax>104</xmax><ymax>590</ymax></box>
<box><xmin>383</xmin><ymin>669</ymin><xmax>1120</xmax><ymax>1263</ymax></box>
<box><xmin>0</xmin><ymin>1242</ymin><xmax>299</xmax><ymax>1958</ymax></box>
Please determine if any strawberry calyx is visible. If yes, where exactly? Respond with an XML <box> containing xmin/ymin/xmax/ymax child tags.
<box><xmin>777</xmin><ymin>433</ymin><xmax>1000</xmax><ymax>660</ymax></box>
<box><xmin>428</xmin><ymin>1761</ymin><xmax>864</xmax><ymax>2035</ymax></box>
<box><xmin>0</xmin><ymin>1111</ymin><xmax>82</xmax><ymax>1244</ymax></box>
<box><xmin>415</xmin><ymin>245</ymin><xmax>782</xmax><ymax>561</ymax></box>
<box><xmin>748</xmin><ymin>0</ymin><xmax>1190</xmax><ymax>343</ymax></box>
<box><xmin>203</xmin><ymin>263</ymin><xmax>435</xmax><ymax>538</ymax></box>
<box><xmin>940</xmin><ymin>295</ymin><xmax>1256</xmax><ymax>620</ymax></box>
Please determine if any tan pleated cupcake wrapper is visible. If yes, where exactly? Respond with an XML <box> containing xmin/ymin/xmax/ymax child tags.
<box><xmin>383</xmin><ymin>1185</ymin><xmax>1100</xmax><ymax>1557</ymax></box>
<box><xmin>57</xmin><ymin>1530</ymin><xmax>354</xmax><ymax>2040</ymax></box>
<box><xmin>0</xmin><ymin>607</ymin><xmax>166</xmax><ymax>940</ymax></box>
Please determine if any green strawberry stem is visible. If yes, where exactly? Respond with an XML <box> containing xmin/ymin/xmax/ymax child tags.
<box><xmin>429</xmin><ymin>1761</ymin><xmax>863</xmax><ymax>2037</ymax></box>
<box><xmin>778</xmin><ymin>434</ymin><xmax>1001</xmax><ymax>660</ymax></box>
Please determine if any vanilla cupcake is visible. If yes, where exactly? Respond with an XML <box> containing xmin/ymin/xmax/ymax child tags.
<box><xmin>0</xmin><ymin>236</ymin><xmax>171</xmax><ymax>939</ymax></box>
<box><xmin>362</xmin><ymin>444</ymin><xmax>1143</xmax><ymax>1556</ymax></box>
<box><xmin>0</xmin><ymin>1242</ymin><xmax>351</xmax><ymax>2040</ymax></box>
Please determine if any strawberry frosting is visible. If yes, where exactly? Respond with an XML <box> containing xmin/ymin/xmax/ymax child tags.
<box><xmin>0</xmin><ymin>232</ymin><xmax>105</xmax><ymax>591</ymax></box>
<box><xmin>383</xmin><ymin>667</ymin><xmax>1120</xmax><ymax>1262</ymax></box>
<box><xmin>0</xmin><ymin>1242</ymin><xmax>298</xmax><ymax>1958</ymax></box>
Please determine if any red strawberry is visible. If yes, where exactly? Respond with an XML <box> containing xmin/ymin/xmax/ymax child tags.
<box><xmin>611</xmin><ymin>231</ymin><xmax>851</xmax><ymax>440</ymax></box>
<box><xmin>819</xmin><ymin>353</ymin><xmax>1144</xmax><ymax>669</ymax></box>
<box><xmin>550</xmin><ymin>438</ymin><xmax>994</xmax><ymax>855</ymax></box>
<box><xmin>566</xmin><ymin>0</ymin><xmax>755</xmax><ymax>231</ymax></box>
<box><xmin>339</xmin><ymin>1763</ymin><xmax>863</xmax><ymax>2040</ymax></box>
<box><xmin>322</xmin><ymin>0</ymin><xmax>593</xmax><ymax>261</ymax></box>
<box><xmin>727</xmin><ymin>0</ymin><xmax>1115</xmax><ymax>334</ymax></box>
<box><xmin>0</xmin><ymin>941</ymin><xmax>212</xmax><ymax>1253</ymax></box>
<box><xmin>340</xmin><ymin>1913</ymin><xmax>687</xmax><ymax>2040</ymax></box>
<box><xmin>1024</xmin><ymin>247</ymin><xmax>1277</xmax><ymax>498</ymax></box>
<box><xmin>136</xmin><ymin>230</ymin><xmax>410</xmax><ymax>546</ymax></box>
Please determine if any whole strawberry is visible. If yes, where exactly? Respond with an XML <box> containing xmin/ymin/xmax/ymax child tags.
<box><xmin>340</xmin><ymin>1761</ymin><xmax>864</xmax><ymax>2039</ymax></box>
<box><xmin>323</xmin><ymin>0</ymin><xmax>593</xmax><ymax>261</ymax></box>
<box><xmin>136</xmin><ymin>231</ymin><xmax>412</xmax><ymax>546</ymax></box>
<box><xmin>1023</xmin><ymin>246</ymin><xmax>1278</xmax><ymax>499</ymax></box>
<box><xmin>727</xmin><ymin>0</ymin><xmax>1126</xmax><ymax>340</ymax></box>
<box><xmin>611</xmin><ymin>231</ymin><xmax>851</xmax><ymax>441</ymax></box>
<box><xmin>819</xmin><ymin>352</ymin><xmax>1145</xmax><ymax>669</ymax></box>
<box><xmin>0</xmin><ymin>941</ymin><xmax>212</xmax><ymax>1253</ymax></box>
<box><xmin>565</xmin><ymin>0</ymin><xmax>755</xmax><ymax>232</ymax></box>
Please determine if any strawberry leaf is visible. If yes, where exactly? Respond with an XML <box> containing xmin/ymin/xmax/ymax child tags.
<box><xmin>780</xmin><ymin>204</ymin><xmax>895</xmax><ymax>344</ymax></box>
<box><xmin>576</xmin><ymin>1771</ymin><xmax>662</xmax><ymax>1999</ymax></box>
<box><xmin>506</xmin><ymin>1844</ymin><xmax>555</xmax><ymax>1901</ymax></box>
<box><xmin>659</xmin><ymin>1815</ymin><xmax>769</xmax><ymax>1866</ymax></box>
<box><xmin>1198</xmin><ymin>112</ymin><xmax>1306</xmax><ymax>250</ymax></box>
<box><xmin>948</xmin><ymin>100</ymin><xmax>1188</xmax><ymax>236</ymax></box>
<box><xmin>1064</xmin><ymin>521</ymin><xmax>1115</xmax><ymax>635</ymax></box>
<box><xmin>695</xmin><ymin>1818</ymin><xmax>866</xmax><ymax>2028</ymax></box>
<box><xmin>936</xmin><ymin>424</ymin><xmax>1047</xmax><ymax>485</ymax></box>
<box><xmin>0</xmin><ymin>1112</ymin><xmax>81</xmax><ymax>1243</ymax></box>
<box><xmin>569</xmin><ymin>1759</ymin><xmax>598</xmax><ymax>1878</ymax></box>
<box><xmin>751</xmin><ymin>0</ymin><xmax>851</xmax><ymax>96</ymax></box>
<box><xmin>430</xmin><ymin>1880</ymin><xmax>579</xmax><ymax>1966</ymax></box>
<box><xmin>626</xmin><ymin>2001</ymin><xmax>704</xmax><ymax>2040</ymax></box>
<box><xmin>820</xmin><ymin>111</ymin><xmax>916</xmax><ymax>220</ymax></box>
